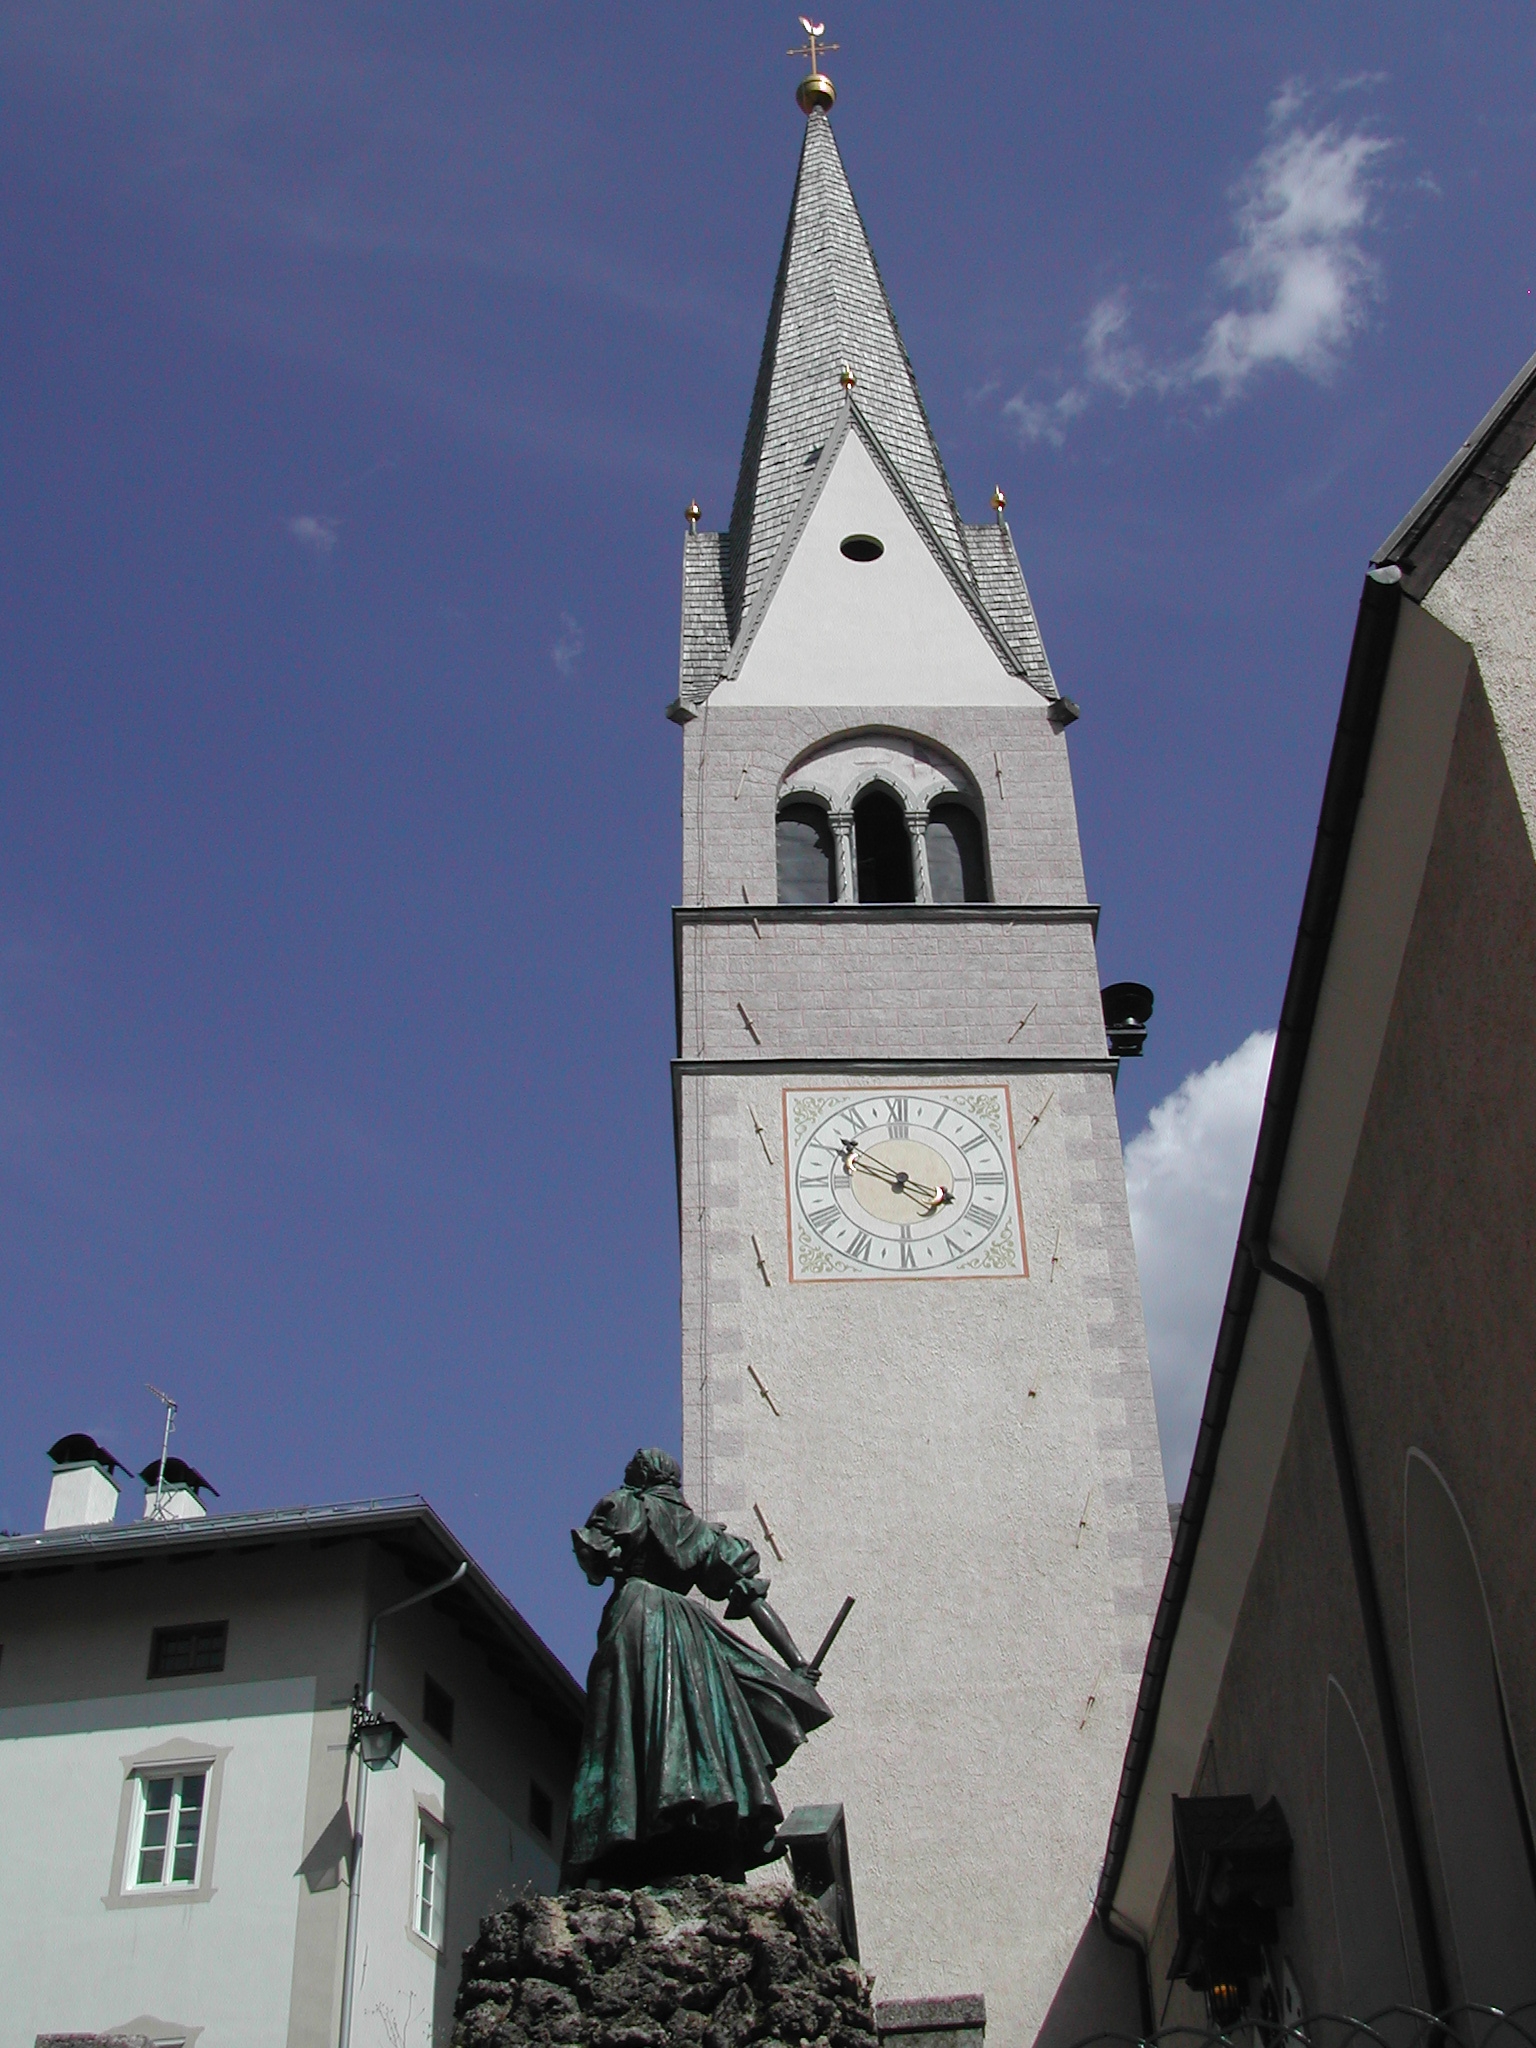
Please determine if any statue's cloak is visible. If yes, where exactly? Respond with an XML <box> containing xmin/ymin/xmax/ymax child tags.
<box><xmin>563</xmin><ymin>1481</ymin><xmax>831</xmax><ymax>1883</ymax></box>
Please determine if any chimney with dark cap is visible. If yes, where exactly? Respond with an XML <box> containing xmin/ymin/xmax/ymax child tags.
<box><xmin>140</xmin><ymin>1455</ymin><xmax>218</xmax><ymax>1522</ymax></box>
<box><xmin>45</xmin><ymin>1434</ymin><xmax>125</xmax><ymax>1530</ymax></box>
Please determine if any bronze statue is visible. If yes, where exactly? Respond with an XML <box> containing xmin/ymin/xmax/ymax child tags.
<box><xmin>563</xmin><ymin>1448</ymin><xmax>833</xmax><ymax>1887</ymax></box>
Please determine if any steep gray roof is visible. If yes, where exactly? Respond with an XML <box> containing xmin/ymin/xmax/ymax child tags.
<box><xmin>725</xmin><ymin>108</ymin><xmax>967</xmax><ymax>637</ymax></box>
<box><xmin>678</xmin><ymin>530</ymin><xmax>729</xmax><ymax>704</ymax></box>
<box><xmin>965</xmin><ymin>520</ymin><xmax>1057</xmax><ymax>694</ymax></box>
<box><xmin>674</xmin><ymin>108</ymin><xmax>1059</xmax><ymax>711</ymax></box>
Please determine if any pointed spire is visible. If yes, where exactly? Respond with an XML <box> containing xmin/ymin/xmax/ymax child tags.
<box><xmin>724</xmin><ymin>108</ymin><xmax>968</xmax><ymax>640</ymax></box>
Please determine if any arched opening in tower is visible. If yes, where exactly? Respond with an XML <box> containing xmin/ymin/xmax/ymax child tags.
<box><xmin>854</xmin><ymin>788</ymin><xmax>914</xmax><ymax>903</ymax></box>
<box><xmin>776</xmin><ymin>802</ymin><xmax>837</xmax><ymax>904</ymax></box>
<box><xmin>926</xmin><ymin>802</ymin><xmax>987</xmax><ymax>903</ymax></box>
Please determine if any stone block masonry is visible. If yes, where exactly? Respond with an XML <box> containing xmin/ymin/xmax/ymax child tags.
<box><xmin>452</xmin><ymin>1878</ymin><xmax>877</xmax><ymax>2048</ymax></box>
<box><xmin>682</xmin><ymin>706</ymin><xmax>1086</xmax><ymax>910</ymax></box>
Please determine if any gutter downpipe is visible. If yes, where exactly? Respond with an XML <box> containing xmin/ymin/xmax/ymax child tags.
<box><xmin>338</xmin><ymin>1559</ymin><xmax>469</xmax><ymax>2048</ymax></box>
<box><xmin>1246</xmin><ymin>1250</ymin><xmax>1448</xmax><ymax>2016</ymax></box>
<box><xmin>1095</xmin><ymin>1902</ymin><xmax>1155</xmax><ymax>2038</ymax></box>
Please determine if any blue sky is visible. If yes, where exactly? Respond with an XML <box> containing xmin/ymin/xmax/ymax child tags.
<box><xmin>4</xmin><ymin>3</ymin><xmax>1534</xmax><ymax>1675</ymax></box>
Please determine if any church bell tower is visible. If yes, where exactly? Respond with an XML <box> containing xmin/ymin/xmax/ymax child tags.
<box><xmin>669</xmin><ymin>67</ymin><xmax>1168</xmax><ymax>2044</ymax></box>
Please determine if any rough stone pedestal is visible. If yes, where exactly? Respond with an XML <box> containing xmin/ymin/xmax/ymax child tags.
<box><xmin>453</xmin><ymin>1877</ymin><xmax>877</xmax><ymax>2048</ymax></box>
<box><xmin>36</xmin><ymin>2038</ymin><xmax>153</xmax><ymax>2047</ymax></box>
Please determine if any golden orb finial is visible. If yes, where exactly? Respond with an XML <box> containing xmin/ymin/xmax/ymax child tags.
<box><xmin>789</xmin><ymin>16</ymin><xmax>838</xmax><ymax>114</ymax></box>
<box><xmin>685</xmin><ymin>499</ymin><xmax>701</xmax><ymax>530</ymax></box>
<box><xmin>839</xmin><ymin>363</ymin><xmax>857</xmax><ymax>392</ymax></box>
<box><xmin>990</xmin><ymin>484</ymin><xmax>1007</xmax><ymax>520</ymax></box>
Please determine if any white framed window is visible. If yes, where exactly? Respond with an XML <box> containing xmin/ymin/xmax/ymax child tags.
<box><xmin>131</xmin><ymin>1770</ymin><xmax>208</xmax><ymax>1889</ymax></box>
<box><xmin>414</xmin><ymin>1814</ymin><xmax>448</xmax><ymax>1948</ymax></box>
<box><xmin>107</xmin><ymin>1740</ymin><xmax>226</xmax><ymax>1910</ymax></box>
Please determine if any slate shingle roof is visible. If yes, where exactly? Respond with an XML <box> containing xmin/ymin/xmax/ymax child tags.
<box><xmin>965</xmin><ymin>521</ymin><xmax>1056</xmax><ymax>695</ymax></box>
<box><xmin>726</xmin><ymin>108</ymin><xmax>966</xmax><ymax>638</ymax></box>
<box><xmin>678</xmin><ymin>530</ymin><xmax>729</xmax><ymax>703</ymax></box>
<box><xmin>676</xmin><ymin>107</ymin><xmax>1058</xmax><ymax>709</ymax></box>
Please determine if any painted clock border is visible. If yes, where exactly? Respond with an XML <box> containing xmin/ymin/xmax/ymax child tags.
<box><xmin>782</xmin><ymin>1084</ymin><xmax>1029</xmax><ymax>1283</ymax></box>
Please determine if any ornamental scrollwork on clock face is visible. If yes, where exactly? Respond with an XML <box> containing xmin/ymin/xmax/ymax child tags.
<box><xmin>783</xmin><ymin>1086</ymin><xmax>1028</xmax><ymax>1282</ymax></box>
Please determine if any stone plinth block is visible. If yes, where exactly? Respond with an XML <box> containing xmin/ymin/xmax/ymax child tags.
<box><xmin>874</xmin><ymin>1995</ymin><xmax>986</xmax><ymax>2046</ymax></box>
<box><xmin>454</xmin><ymin>1878</ymin><xmax>877</xmax><ymax>2048</ymax></box>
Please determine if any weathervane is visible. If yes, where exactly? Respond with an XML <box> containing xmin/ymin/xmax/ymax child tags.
<box><xmin>789</xmin><ymin>15</ymin><xmax>839</xmax><ymax>114</ymax></box>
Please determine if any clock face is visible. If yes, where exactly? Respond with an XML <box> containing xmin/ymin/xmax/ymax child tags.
<box><xmin>785</xmin><ymin>1087</ymin><xmax>1027</xmax><ymax>1282</ymax></box>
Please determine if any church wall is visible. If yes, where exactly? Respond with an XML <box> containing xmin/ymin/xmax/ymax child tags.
<box><xmin>676</xmin><ymin>1055</ymin><xmax>1168</xmax><ymax>2047</ymax></box>
<box><xmin>1189</xmin><ymin>1353</ymin><xmax>1412</xmax><ymax>2019</ymax></box>
<box><xmin>681</xmin><ymin>704</ymin><xmax>1089</xmax><ymax>909</ymax></box>
<box><xmin>674</xmin><ymin>658</ymin><xmax>1168</xmax><ymax>2043</ymax></box>
<box><xmin>1321</xmin><ymin>654</ymin><xmax>1536</xmax><ymax>2007</ymax></box>
<box><xmin>676</xmin><ymin>913</ymin><xmax>1105</xmax><ymax>1064</ymax></box>
<box><xmin>1426</xmin><ymin>440</ymin><xmax>1536</xmax><ymax>862</ymax></box>
<box><xmin>1137</xmin><ymin>634</ymin><xmax>1536</xmax><ymax>2023</ymax></box>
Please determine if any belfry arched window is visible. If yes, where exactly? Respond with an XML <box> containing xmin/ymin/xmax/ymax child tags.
<box><xmin>853</xmin><ymin>787</ymin><xmax>914</xmax><ymax>903</ymax></box>
<box><xmin>776</xmin><ymin>802</ymin><xmax>837</xmax><ymax>905</ymax></box>
<box><xmin>926</xmin><ymin>801</ymin><xmax>986</xmax><ymax>903</ymax></box>
<box><xmin>775</xmin><ymin>731</ymin><xmax>991</xmax><ymax>906</ymax></box>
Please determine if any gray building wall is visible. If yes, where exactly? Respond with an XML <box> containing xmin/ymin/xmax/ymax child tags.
<box><xmin>1139</xmin><ymin>624</ymin><xmax>1536</xmax><ymax>2021</ymax></box>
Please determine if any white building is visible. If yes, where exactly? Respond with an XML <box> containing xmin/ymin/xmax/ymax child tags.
<box><xmin>670</xmin><ymin>72</ymin><xmax>1168</xmax><ymax>2046</ymax></box>
<box><xmin>0</xmin><ymin>1448</ymin><xmax>582</xmax><ymax>2048</ymax></box>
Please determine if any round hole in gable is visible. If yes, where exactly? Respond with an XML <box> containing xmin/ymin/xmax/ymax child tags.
<box><xmin>839</xmin><ymin>533</ymin><xmax>885</xmax><ymax>562</ymax></box>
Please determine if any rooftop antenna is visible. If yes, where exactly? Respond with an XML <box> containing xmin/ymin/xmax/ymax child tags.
<box><xmin>146</xmin><ymin>1384</ymin><xmax>177</xmax><ymax>1521</ymax></box>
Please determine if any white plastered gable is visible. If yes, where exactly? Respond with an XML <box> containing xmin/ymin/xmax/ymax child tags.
<box><xmin>715</xmin><ymin>419</ymin><xmax>1031</xmax><ymax>708</ymax></box>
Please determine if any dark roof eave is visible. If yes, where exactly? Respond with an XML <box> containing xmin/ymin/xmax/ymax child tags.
<box><xmin>0</xmin><ymin>1495</ymin><xmax>585</xmax><ymax>1733</ymax></box>
<box><xmin>1374</xmin><ymin>344</ymin><xmax>1536</xmax><ymax>599</ymax></box>
<box><xmin>1095</xmin><ymin>570</ymin><xmax>1405</xmax><ymax>1922</ymax></box>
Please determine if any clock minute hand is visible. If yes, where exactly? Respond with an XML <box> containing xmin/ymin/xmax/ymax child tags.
<box><xmin>838</xmin><ymin>1141</ymin><xmax>952</xmax><ymax>1210</ymax></box>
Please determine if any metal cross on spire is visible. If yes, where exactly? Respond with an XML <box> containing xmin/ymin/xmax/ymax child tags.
<box><xmin>789</xmin><ymin>16</ymin><xmax>839</xmax><ymax>113</ymax></box>
<box><xmin>788</xmin><ymin>16</ymin><xmax>838</xmax><ymax>71</ymax></box>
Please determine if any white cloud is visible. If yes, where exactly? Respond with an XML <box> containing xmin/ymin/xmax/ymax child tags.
<box><xmin>1082</xmin><ymin>290</ymin><xmax>1164</xmax><ymax>401</ymax></box>
<box><xmin>1125</xmin><ymin>1030</ymin><xmax>1274</xmax><ymax>1499</ymax></box>
<box><xmin>287</xmin><ymin>513</ymin><xmax>339</xmax><ymax>557</ymax></box>
<box><xmin>550</xmin><ymin>612</ymin><xmax>584</xmax><ymax>678</ymax></box>
<box><xmin>1002</xmin><ymin>384</ymin><xmax>1088</xmax><ymax>449</ymax></box>
<box><xmin>1005</xmin><ymin>85</ymin><xmax>1391</xmax><ymax>444</ymax></box>
<box><xmin>1190</xmin><ymin>120</ymin><xmax>1390</xmax><ymax>397</ymax></box>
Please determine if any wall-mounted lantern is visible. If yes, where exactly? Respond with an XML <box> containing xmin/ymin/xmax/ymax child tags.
<box><xmin>1168</xmin><ymin>1793</ymin><xmax>1294</xmax><ymax>2029</ymax></box>
<box><xmin>349</xmin><ymin>1689</ymin><xmax>405</xmax><ymax>1772</ymax></box>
